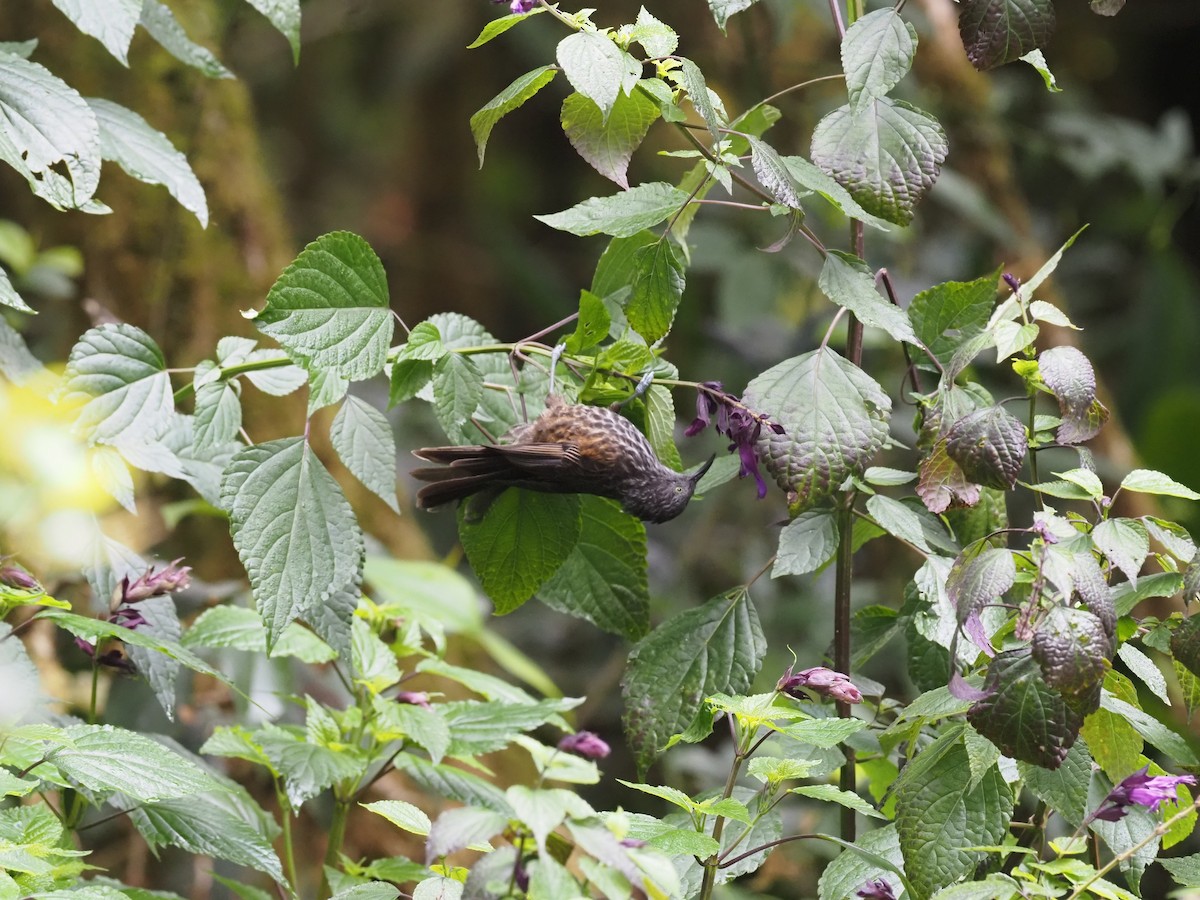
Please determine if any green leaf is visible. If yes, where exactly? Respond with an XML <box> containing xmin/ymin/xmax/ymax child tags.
<box><xmin>744</xmin><ymin>348</ymin><xmax>891</xmax><ymax>512</ymax></box>
<box><xmin>1120</xmin><ymin>469</ymin><xmax>1200</xmax><ymax>501</ymax></box>
<box><xmin>62</xmin><ymin>323</ymin><xmax>173</xmax><ymax>448</ymax></box>
<box><xmin>1019</xmin><ymin>49</ymin><xmax>1060</xmax><ymax>92</ymax></box>
<box><xmin>87</xmin><ymin>98</ymin><xmax>208</xmax><ymax>226</ymax></box>
<box><xmin>622</xmin><ymin>587</ymin><xmax>765</xmax><ymax>775</ymax></box>
<box><xmin>958</xmin><ymin>0</ymin><xmax>1056</xmax><ymax>71</ymax></box>
<box><xmin>810</xmin><ymin>99</ymin><xmax>947</xmax><ymax>226</ymax></box>
<box><xmin>777</xmin><ymin>716</ymin><xmax>869</xmax><ymax>748</ymax></box>
<box><xmin>625</xmin><ymin>8</ymin><xmax>678</xmax><ymax>57</ymax></box>
<box><xmin>538</xmin><ymin>497</ymin><xmax>649</xmax><ymax>640</ymax></box>
<box><xmin>773</xmin><ymin>509</ymin><xmax>840</xmax><ymax>577</ymax></box>
<box><xmin>820</xmin><ymin>251</ymin><xmax>917</xmax><ymax>343</ymax></box>
<box><xmin>894</xmin><ymin>729</ymin><xmax>1014</xmax><ymax>898</ymax></box>
<box><xmin>182</xmin><ymin>604</ymin><xmax>336</xmax><ymax>663</ymax></box>
<box><xmin>909</xmin><ymin>272</ymin><xmax>999</xmax><ymax>367</ymax></box>
<box><xmin>0</xmin><ymin>266</ymin><xmax>33</xmax><ymax>313</ymax></box>
<box><xmin>564</xmin><ymin>290</ymin><xmax>610</xmax><ymax>355</ymax></box>
<box><xmin>1160</xmin><ymin>853</ymin><xmax>1200</xmax><ymax>889</ymax></box>
<box><xmin>363</xmin><ymin>799</ymin><xmax>431</xmax><ymax>836</ymax></box>
<box><xmin>365</xmin><ymin>557</ymin><xmax>482</xmax><ymax>642</ymax></box>
<box><xmin>561</xmin><ymin>89</ymin><xmax>660</xmax><ymax>189</ymax></box>
<box><xmin>49</xmin><ymin>0</ymin><xmax>140</xmax><ymax>64</ymax></box>
<box><xmin>331</xmin><ymin>395</ymin><xmax>400</xmax><ymax>513</ymax></box>
<box><xmin>1099</xmin><ymin>693</ymin><xmax>1198</xmax><ymax>765</ymax></box>
<box><xmin>243</xmin><ymin>0</ymin><xmax>301</xmax><ymax>63</ymax></box>
<box><xmin>123</xmin><ymin>595</ymin><xmax>183</xmax><ymax>719</ymax></box>
<box><xmin>707</xmin><ymin>0</ymin><xmax>761</xmax><ymax>30</ymax></box>
<box><xmin>817</xmin><ymin>823</ymin><xmax>904</xmax><ymax>900</ymax></box>
<box><xmin>0</xmin><ymin>315</ymin><xmax>46</xmax><ymax>379</ymax></box>
<box><xmin>467</xmin><ymin>7</ymin><xmax>546</xmax><ymax>49</ymax></box>
<box><xmin>627</xmin><ymin>237</ymin><xmax>684</xmax><ymax>344</ymax></box>
<box><xmin>867</xmin><ymin>494</ymin><xmax>932</xmax><ymax>554</ymax></box>
<box><xmin>469</xmin><ymin>65</ymin><xmax>557</xmax><ymax>166</ymax></box>
<box><xmin>641</xmin><ymin>384</ymin><xmax>683</xmax><ymax>471</ymax></box>
<box><xmin>968</xmin><ymin>649</ymin><xmax>1086</xmax><ymax>769</ymax></box>
<box><xmin>556</xmin><ymin>32</ymin><xmax>640</xmax><ymax>122</ymax></box>
<box><xmin>842</xmin><ymin>7</ymin><xmax>918</xmax><ymax>111</ymax></box>
<box><xmin>252</xmin><ymin>231</ymin><xmax>393</xmax><ymax>382</ymax></box>
<box><xmin>393</xmin><ymin>755</ymin><xmax>511</xmax><ymax>814</ymax></box>
<box><xmin>746</xmin><ymin>136</ymin><xmax>804</xmax><ymax>209</ymax></box>
<box><xmin>258</xmin><ymin>725</ymin><xmax>365</xmax><ymax>808</ymax></box>
<box><xmin>678</xmin><ymin>58</ymin><xmax>722</xmax><ymax>142</ymax></box>
<box><xmin>535</xmin><ymin>182</ymin><xmax>689</xmax><ymax>238</ymax></box>
<box><xmin>1116</xmin><ymin>643</ymin><xmax>1169</xmax><ymax>706</ymax></box>
<box><xmin>388</xmin><ymin>357</ymin><xmax>433</xmax><ymax>406</ymax></box>
<box><xmin>458</xmin><ymin>491</ymin><xmax>582</xmax><ymax>614</ymax></box>
<box><xmin>441</xmin><ymin>698</ymin><xmax>581</xmax><ymax>757</ymax></box>
<box><xmin>49</xmin><ymin>724</ymin><xmax>220</xmax><ymax>801</ymax></box>
<box><xmin>780</xmin><ymin>155</ymin><xmax>893</xmax><ymax>231</ymax></box>
<box><xmin>1092</xmin><ymin>518</ymin><xmax>1149</xmax><ymax>585</ymax></box>
<box><xmin>351</xmin><ymin>618</ymin><xmax>400</xmax><ymax>694</ymax></box>
<box><xmin>193</xmin><ymin>381</ymin><xmax>241</xmax><ymax>451</ymax></box>
<box><xmin>1019</xmin><ymin>739</ymin><xmax>1092</xmax><ymax>828</ymax></box>
<box><xmin>1081</xmin><ymin>672</ymin><xmax>1144</xmax><ymax>780</ymax></box>
<box><xmin>220</xmin><ymin>438</ymin><xmax>364</xmax><ymax>648</ymax></box>
<box><xmin>139</xmin><ymin>0</ymin><xmax>234</xmax><ymax>79</ymax></box>
<box><xmin>790</xmin><ymin>783</ymin><xmax>886</xmax><ymax>819</ymax></box>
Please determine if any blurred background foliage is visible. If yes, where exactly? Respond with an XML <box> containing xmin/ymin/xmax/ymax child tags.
<box><xmin>1</xmin><ymin>0</ymin><xmax>1198</xmax><ymax>895</ymax></box>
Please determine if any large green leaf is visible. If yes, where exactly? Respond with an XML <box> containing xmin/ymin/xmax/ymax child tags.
<box><xmin>744</xmin><ymin>348</ymin><xmax>892</xmax><ymax>512</ymax></box>
<box><xmin>842</xmin><ymin>7</ymin><xmax>917</xmax><ymax>111</ymax></box>
<box><xmin>781</xmin><ymin>155</ymin><xmax>893</xmax><ymax>231</ymax></box>
<box><xmin>627</xmin><ymin>237</ymin><xmax>685</xmax><ymax>344</ymax></box>
<box><xmin>894</xmin><ymin>729</ymin><xmax>1014</xmax><ymax>899</ymax></box>
<box><xmin>458</xmin><ymin>491</ymin><xmax>582</xmax><ymax>615</ymax></box>
<box><xmin>441</xmin><ymin>698</ymin><xmax>582</xmax><ymax>757</ymax></box>
<box><xmin>62</xmin><ymin>323</ymin><xmax>173</xmax><ymax>447</ymax></box>
<box><xmin>561</xmin><ymin>89</ymin><xmax>659</xmax><ymax>188</ymax></box>
<box><xmin>1018</xmin><ymin>739</ymin><xmax>1092</xmax><ymax>828</ymax></box>
<box><xmin>0</xmin><ymin>50</ymin><xmax>100</xmax><ymax>207</ymax></box>
<box><xmin>538</xmin><ymin>497</ymin><xmax>650</xmax><ymax>641</ymax></box>
<box><xmin>251</xmin><ymin>231</ymin><xmax>393</xmax><ymax>382</ymax></box>
<box><xmin>431</xmin><ymin>352</ymin><xmax>484</xmax><ymax>443</ymax></box>
<box><xmin>819</xmin><ymin>251</ymin><xmax>916</xmax><ymax>343</ymax></box>
<box><xmin>49</xmin><ymin>0</ymin><xmax>141</xmax><ymax>64</ymax></box>
<box><xmin>535</xmin><ymin>182</ymin><xmax>689</xmax><ymax>238</ymax></box>
<box><xmin>330</xmin><ymin>395</ymin><xmax>400</xmax><ymax>513</ymax></box>
<box><xmin>556</xmin><ymin>32</ymin><xmax>640</xmax><ymax>122</ymax></box>
<box><xmin>193</xmin><ymin>380</ymin><xmax>241</xmax><ymax>451</ymax></box>
<box><xmin>773</xmin><ymin>509</ymin><xmax>839</xmax><ymax>577</ymax></box>
<box><xmin>622</xmin><ymin>588</ymin><xmax>766</xmax><ymax>775</ymax></box>
<box><xmin>958</xmin><ymin>0</ymin><xmax>1055</xmax><ymax>71</ymax></box>
<box><xmin>810</xmin><ymin>99</ymin><xmax>947</xmax><ymax>226</ymax></box>
<box><xmin>909</xmin><ymin>272</ymin><xmax>999</xmax><ymax>367</ymax></box>
<box><xmin>470</xmin><ymin>65</ymin><xmax>557</xmax><ymax>166</ymax></box>
<box><xmin>220</xmin><ymin>438</ymin><xmax>364</xmax><ymax>648</ymax></box>
<box><xmin>139</xmin><ymin>0</ymin><xmax>234</xmax><ymax>79</ymax></box>
<box><xmin>87</xmin><ymin>98</ymin><xmax>208</xmax><ymax>226</ymax></box>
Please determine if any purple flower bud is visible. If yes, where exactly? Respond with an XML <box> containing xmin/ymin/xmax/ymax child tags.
<box><xmin>1031</xmin><ymin>519</ymin><xmax>1059</xmax><ymax>545</ymax></box>
<box><xmin>514</xmin><ymin>857</ymin><xmax>530</xmax><ymax>893</ymax></box>
<box><xmin>1002</xmin><ymin>272</ymin><xmax>1021</xmax><ymax>293</ymax></box>
<box><xmin>777</xmin><ymin>666</ymin><xmax>863</xmax><ymax>704</ymax></box>
<box><xmin>619</xmin><ymin>837</ymin><xmax>647</xmax><ymax>848</ymax></box>
<box><xmin>1087</xmin><ymin>766</ymin><xmax>1197</xmax><ymax>823</ymax></box>
<box><xmin>395</xmin><ymin>691</ymin><xmax>432</xmax><ymax>709</ymax></box>
<box><xmin>110</xmin><ymin>607</ymin><xmax>148</xmax><ymax>630</ymax></box>
<box><xmin>75</xmin><ymin>636</ymin><xmax>96</xmax><ymax>657</ymax></box>
<box><xmin>121</xmin><ymin>559</ymin><xmax>191</xmax><ymax>603</ymax></box>
<box><xmin>557</xmin><ymin>731</ymin><xmax>611</xmax><ymax>760</ymax></box>
<box><xmin>508</xmin><ymin>0</ymin><xmax>537</xmax><ymax>11</ymax></box>
<box><xmin>0</xmin><ymin>565</ymin><xmax>39</xmax><ymax>591</ymax></box>
<box><xmin>856</xmin><ymin>878</ymin><xmax>897</xmax><ymax>900</ymax></box>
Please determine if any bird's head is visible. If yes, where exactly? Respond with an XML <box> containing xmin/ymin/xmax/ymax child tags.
<box><xmin>624</xmin><ymin>455</ymin><xmax>715</xmax><ymax>523</ymax></box>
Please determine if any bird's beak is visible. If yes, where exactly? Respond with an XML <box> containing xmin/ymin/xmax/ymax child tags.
<box><xmin>690</xmin><ymin>454</ymin><xmax>717</xmax><ymax>485</ymax></box>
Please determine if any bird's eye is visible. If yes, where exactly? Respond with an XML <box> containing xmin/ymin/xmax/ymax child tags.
<box><xmin>675</xmin><ymin>485</ymin><xmax>684</xmax><ymax>494</ymax></box>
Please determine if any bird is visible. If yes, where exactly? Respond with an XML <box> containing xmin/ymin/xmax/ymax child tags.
<box><xmin>411</xmin><ymin>396</ymin><xmax>714</xmax><ymax>523</ymax></box>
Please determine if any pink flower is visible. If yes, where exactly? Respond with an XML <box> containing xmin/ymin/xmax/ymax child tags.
<box><xmin>1088</xmin><ymin>766</ymin><xmax>1197</xmax><ymax>823</ymax></box>
<box><xmin>777</xmin><ymin>665</ymin><xmax>863</xmax><ymax>704</ymax></box>
<box><xmin>557</xmin><ymin>731</ymin><xmax>610</xmax><ymax>760</ymax></box>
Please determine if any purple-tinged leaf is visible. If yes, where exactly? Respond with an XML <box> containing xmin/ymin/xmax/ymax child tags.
<box><xmin>917</xmin><ymin>438</ymin><xmax>981</xmax><ymax>514</ymax></box>
<box><xmin>947</xmin><ymin>547</ymin><xmax>1015</xmax><ymax>624</ymax></box>
<box><xmin>957</xmin><ymin>0</ymin><xmax>1056</xmax><ymax>71</ymax></box>
<box><xmin>945</xmin><ymin>406</ymin><xmax>1027</xmax><ymax>490</ymax></box>
<box><xmin>1031</xmin><ymin>606</ymin><xmax>1112</xmax><ymax>698</ymax></box>
<box><xmin>1039</xmin><ymin>345</ymin><xmax>1109</xmax><ymax>444</ymax></box>
<box><xmin>1170</xmin><ymin>616</ymin><xmax>1200</xmax><ymax>679</ymax></box>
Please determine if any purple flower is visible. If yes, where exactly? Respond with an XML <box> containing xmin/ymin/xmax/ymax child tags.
<box><xmin>685</xmin><ymin>383</ymin><xmax>783</xmax><ymax>500</ymax></box>
<box><xmin>1088</xmin><ymin>766</ymin><xmax>1197</xmax><ymax>823</ymax></box>
<box><xmin>557</xmin><ymin>731</ymin><xmax>611</xmax><ymax>760</ymax></box>
<box><xmin>856</xmin><ymin>878</ymin><xmax>897</xmax><ymax>900</ymax></box>
<box><xmin>396</xmin><ymin>691</ymin><xmax>432</xmax><ymax>709</ymax></box>
<box><xmin>121</xmin><ymin>559</ymin><xmax>191</xmax><ymax>603</ymax></box>
<box><xmin>0</xmin><ymin>565</ymin><xmax>39</xmax><ymax>591</ymax></box>
<box><xmin>1030</xmin><ymin>519</ymin><xmax>1059</xmax><ymax>545</ymax></box>
<box><xmin>777</xmin><ymin>666</ymin><xmax>863</xmax><ymax>704</ymax></box>
<box><xmin>492</xmin><ymin>0</ymin><xmax>536</xmax><ymax>12</ymax></box>
<box><xmin>1002</xmin><ymin>272</ymin><xmax>1021</xmax><ymax>294</ymax></box>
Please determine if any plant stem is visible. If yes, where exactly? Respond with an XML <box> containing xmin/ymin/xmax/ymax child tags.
<box><xmin>320</xmin><ymin>794</ymin><xmax>351</xmax><ymax>897</ymax></box>
<box><xmin>834</xmin><ymin>489</ymin><xmax>857</xmax><ymax>844</ymax></box>
<box><xmin>276</xmin><ymin>781</ymin><xmax>300</xmax><ymax>894</ymax></box>
<box><xmin>698</xmin><ymin>740</ymin><xmax>752</xmax><ymax>899</ymax></box>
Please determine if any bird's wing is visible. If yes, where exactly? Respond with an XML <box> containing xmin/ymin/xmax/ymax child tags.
<box><xmin>492</xmin><ymin>442</ymin><xmax>582</xmax><ymax>470</ymax></box>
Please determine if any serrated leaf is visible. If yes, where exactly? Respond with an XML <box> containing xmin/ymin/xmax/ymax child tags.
<box><xmin>867</xmin><ymin>494</ymin><xmax>933</xmax><ymax>554</ymax></box>
<box><xmin>124</xmin><ymin>594</ymin><xmax>182</xmax><ymax>719</ymax></box>
<box><xmin>62</xmin><ymin>323</ymin><xmax>173</xmax><ymax>447</ymax></box>
<box><xmin>193</xmin><ymin>381</ymin><xmax>241</xmax><ymax>451</ymax></box>
<box><xmin>1039</xmin><ymin>345</ymin><xmax>1108</xmax><ymax>444</ymax></box>
<box><xmin>140</xmin><ymin>0</ymin><xmax>234</xmax><ymax>79</ymax></box>
<box><xmin>909</xmin><ymin>272</ymin><xmax>999</xmax><ymax>367</ymax></box>
<box><xmin>820</xmin><ymin>251</ymin><xmax>917</xmax><ymax>343</ymax></box>
<box><xmin>252</xmin><ymin>231</ymin><xmax>393</xmax><ymax>382</ymax></box>
<box><xmin>0</xmin><ymin>316</ymin><xmax>45</xmax><ymax>380</ymax></box>
<box><xmin>817</xmin><ymin>823</ymin><xmax>904</xmax><ymax>900</ymax></box>
<box><xmin>49</xmin><ymin>0</ymin><xmax>141</xmax><ymax>64</ymax></box>
<box><xmin>780</xmin><ymin>155</ymin><xmax>893</xmax><ymax>231</ymax></box>
<box><xmin>1117</xmin><ymin>643</ymin><xmax>1169</xmax><ymax>706</ymax></box>
<box><xmin>441</xmin><ymin>698</ymin><xmax>580</xmax><ymax>758</ymax></box>
<box><xmin>467</xmin><ymin>7</ymin><xmax>546</xmax><ymax>49</ymax></box>
<box><xmin>470</xmin><ymin>65</ymin><xmax>557</xmax><ymax>166</ymax></box>
<box><xmin>810</xmin><ymin>98</ymin><xmax>947</xmax><ymax>226</ymax></box>
<box><xmin>842</xmin><ymin>7</ymin><xmax>918</xmax><ymax>111</ymax></box>
<box><xmin>1120</xmin><ymin>469</ymin><xmax>1200</xmax><ymax>501</ymax></box>
<box><xmin>1099</xmin><ymin>693</ymin><xmax>1198</xmax><ymax>764</ymax></box>
<box><xmin>49</xmin><ymin>724</ymin><xmax>219</xmax><ymax>801</ymax></box>
<box><xmin>707</xmin><ymin>0</ymin><xmax>761</xmax><ymax>30</ymax></box>
<box><xmin>1031</xmin><ymin>606</ymin><xmax>1111</xmax><ymax>698</ymax></box>
<box><xmin>677</xmin><ymin>57</ymin><xmax>722</xmax><ymax>142</ymax></box>
<box><xmin>1093</xmin><ymin>518</ymin><xmax>1149</xmax><ymax>586</ymax></box>
<box><xmin>87</xmin><ymin>98</ymin><xmax>209</xmax><ymax>226</ymax></box>
<box><xmin>947</xmin><ymin>547</ymin><xmax>1015</xmax><ymax>623</ymax></box>
<box><xmin>773</xmin><ymin>509</ymin><xmax>839</xmax><ymax>577</ymax></box>
<box><xmin>744</xmin><ymin>348</ymin><xmax>891</xmax><ymax>512</ymax></box>
<box><xmin>243</xmin><ymin>0</ymin><xmax>301</xmax><ymax>63</ymax></box>
<box><xmin>622</xmin><ymin>588</ymin><xmax>765</xmax><ymax>775</ymax></box>
<box><xmin>0</xmin><ymin>267</ymin><xmax>33</xmax><ymax>313</ymax></box>
<box><xmin>958</xmin><ymin>0</ymin><xmax>1056</xmax><ymax>71</ymax></box>
<box><xmin>258</xmin><ymin>725</ymin><xmax>365</xmax><ymax>808</ymax></box>
<box><xmin>458</xmin><ymin>491</ymin><xmax>581</xmax><ymax>614</ymax></box>
<box><xmin>364</xmin><ymin>799</ymin><xmax>431</xmax><ymax>836</ymax></box>
<box><xmin>1019</xmin><ymin>739</ymin><xmax>1092</xmax><ymax>827</ymax></box>
<box><xmin>183</xmin><ymin>604</ymin><xmax>336</xmax><ymax>663</ymax></box>
<box><xmin>746</xmin><ymin>136</ymin><xmax>803</xmax><ymax>209</ymax></box>
<box><xmin>92</xmin><ymin>444</ymin><xmax>136</xmax><ymax>512</ymax></box>
<box><xmin>917</xmin><ymin>438</ymin><xmax>981</xmax><ymax>514</ymax></box>
<box><xmin>388</xmin><ymin>358</ymin><xmax>433</xmax><ymax>407</ymax></box>
<box><xmin>556</xmin><ymin>32</ymin><xmax>639</xmax><ymax>122</ymax></box>
<box><xmin>895</xmin><ymin>730</ymin><xmax>1013</xmax><ymax>898</ymax></box>
<box><xmin>626</xmin><ymin>8</ymin><xmax>678</xmax><ymax>57</ymax></box>
<box><xmin>1161</xmin><ymin>853</ymin><xmax>1200</xmax><ymax>888</ymax></box>
<box><xmin>626</xmin><ymin>237</ymin><xmax>684</xmax><ymax>344</ymax></box>
<box><xmin>967</xmin><ymin>648</ymin><xmax>1085</xmax><ymax>768</ymax></box>
<box><xmin>535</xmin><ymin>181</ymin><xmax>689</xmax><ymax>238</ymax></box>
<box><xmin>220</xmin><ymin>438</ymin><xmax>364</xmax><ymax>648</ymax></box>
<box><xmin>330</xmin><ymin>395</ymin><xmax>399</xmax><ymax>512</ymax></box>
<box><xmin>538</xmin><ymin>497</ymin><xmax>649</xmax><ymax>641</ymax></box>
<box><xmin>641</xmin><ymin>383</ymin><xmax>682</xmax><ymax>470</ymax></box>
<box><xmin>561</xmin><ymin>89</ymin><xmax>660</xmax><ymax>189</ymax></box>
<box><xmin>945</xmin><ymin>406</ymin><xmax>1027</xmax><ymax>490</ymax></box>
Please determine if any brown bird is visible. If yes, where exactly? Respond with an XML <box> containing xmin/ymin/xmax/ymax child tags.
<box><xmin>412</xmin><ymin>396</ymin><xmax>713</xmax><ymax>523</ymax></box>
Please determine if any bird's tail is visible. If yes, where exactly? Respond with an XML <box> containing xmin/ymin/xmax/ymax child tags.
<box><xmin>411</xmin><ymin>445</ymin><xmax>511</xmax><ymax>510</ymax></box>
